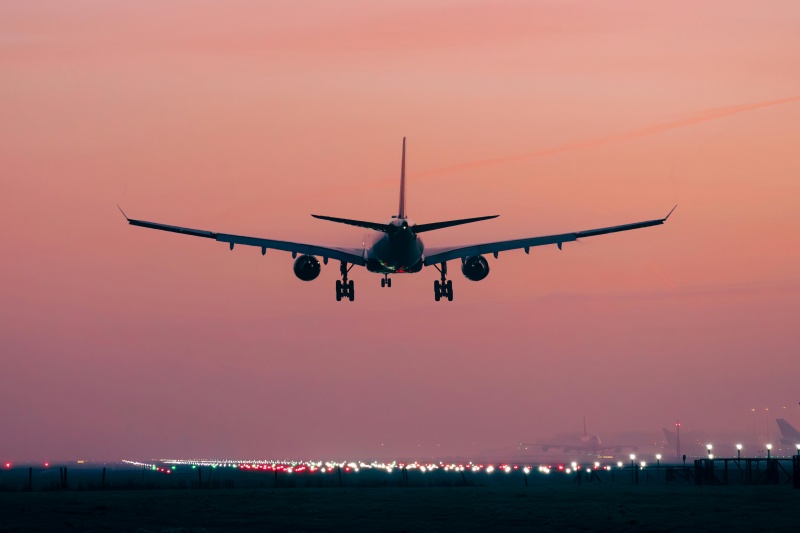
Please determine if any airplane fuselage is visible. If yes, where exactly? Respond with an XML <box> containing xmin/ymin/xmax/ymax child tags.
<box><xmin>364</xmin><ymin>218</ymin><xmax>425</xmax><ymax>274</ymax></box>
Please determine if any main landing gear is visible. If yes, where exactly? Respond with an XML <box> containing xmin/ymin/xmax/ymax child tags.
<box><xmin>433</xmin><ymin>262</ymin><xmax>453</xmax><ymax>301</ymax></box>
<box><xmin>381</xmin><ymin>274</ymin><xmax>392</xmax><ymax>288</ymax></box>
<box><xmin>336</xmin><ymin>261</ymin><xmax>354</xmax><ymax>301</ymax></box>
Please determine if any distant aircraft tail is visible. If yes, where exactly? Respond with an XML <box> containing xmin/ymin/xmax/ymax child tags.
<box><xmin>776</xmin><ymin>418</ymin><xmax>800</xmax><ymax>440</ymax></box>
<box><xmin>662</xmin><ymin>428</ymin><xmax>676</xmax><ymax>446</ymax></box>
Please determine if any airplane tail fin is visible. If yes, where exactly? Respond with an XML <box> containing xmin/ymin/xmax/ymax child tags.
<box><xmin>776</xmin><ymin>418</ymin><xmax>800</xmax><ymax>439</ymax></box>
<box><xmin>662</xmin><ymin>428</ymin><xmax>676</xmax><ymax>446</ymax></box>
<box><xmin>398</xmin><ymin>137</ymin><xmax>406</xmax><ymax>219</ymax></box>
<box><xmin>314</xmin><ymin>138</ymin><xmax>498</xmax><ymax>232</ymax></box>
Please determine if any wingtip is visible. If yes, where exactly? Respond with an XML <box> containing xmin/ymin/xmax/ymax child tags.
<box><xmin>117</xmin><ymin>205</ymin><xmax>130</xmax><ymax>221</ymax></box>
<box><xmin>665</xmin><ymin>204</ymin><xmax>678</xmax><ymax>220</ymax></box>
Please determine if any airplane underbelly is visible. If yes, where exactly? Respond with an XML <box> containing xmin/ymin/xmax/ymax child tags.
<box><xmin>366</xmin><ymin>235</ymin><xmax>424</xmax><ymax>273</ymax></box>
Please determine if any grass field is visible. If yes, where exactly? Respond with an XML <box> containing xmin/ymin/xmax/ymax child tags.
<box><xmin>1</xmin><ymin>484</ymin><xmax>797</xmax><ymax>532</ymax></box>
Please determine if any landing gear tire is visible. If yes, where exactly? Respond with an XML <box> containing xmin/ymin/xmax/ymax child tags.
<box><xmin>381</xmin><ymin>278</ymin><xmax>385</xmax><ymax>288</ymax></box>
<box><xmin>434</xmin><ymin>262</ymin><xmax>453</xmax><ymax>301</ymax></box>
<box><xmin>387</xmin><ymin>278</ymin><xmax>392</xmax><ymax>288</ymax></box>
<box><xmin>336</xmin><ymin>262</ymin><xmax>354</xmax><ymax>302</ymax></box>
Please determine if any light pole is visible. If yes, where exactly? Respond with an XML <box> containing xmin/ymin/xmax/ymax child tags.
<box><xmin>795</xmin><ymin>445</ymin><xmax>800</xmax><ymax>490</ymax></box>
<box><xmin>656</xmin><ymin>454</ymin><xmax>661</xmax><ymax>480</ymax></box>
<box><xmin>630</xmin><ymin>454</ymin><xmax>636</xmax><ymax>484</ymax></box>
<box><xmin>736</xmin><ymin>444</ymin><xmax>742</xmax><ymax>460</ymax></box>
<box><xmin>766</xmin><ymin>444</ymin><xmax>772</xmax><ymax>460</ymax></box>
<box><xmin>706</xmin><ymin>444</ymin><xmax>713</xmax><ymax>460</ymax></box>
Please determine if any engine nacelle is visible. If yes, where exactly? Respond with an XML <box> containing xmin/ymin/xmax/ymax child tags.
<box><xmin>293</xmin><ymin>255</ymin><xmax>321</xmax><ymax>281</ymax></box>
<box><xmin>461</xmin><ymin>255</ymin><xmax>490</xmax><ymax>281</ymax></box>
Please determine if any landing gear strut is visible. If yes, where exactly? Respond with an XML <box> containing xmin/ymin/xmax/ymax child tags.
<box><xmin>336</xmin><ymin>261</ymin><xmax>354</xmax><ymax>301</ymax></box>
<box><xmin>381</xmin><ymin>274</ymin><xmax>392</xmax><ymax>288</ymax></box>
<box><xmin>433</xmin><ymin>262</ymin><xmax>453</xmax><ymax>301</ymax></box>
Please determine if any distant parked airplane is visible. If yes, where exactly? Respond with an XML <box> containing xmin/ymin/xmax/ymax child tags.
<box><xmin>775</xmin><ymin>419</ymin><xmax>800</xmax><ymax>446</ymax></box>
<box><xmin>521</xmin><ymin>418</ymin><xmax>639</xmax><ymax>455</ymax></box>
<box><xmin>121</xmin><ymin>138</ymin><xmax>674</xmax><ymax>301</ymax></box>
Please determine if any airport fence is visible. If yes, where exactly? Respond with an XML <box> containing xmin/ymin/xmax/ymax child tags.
<box><xmin>0</xmin><ymin>457</ymin><xmax>798</xmax><ymax>492</ymax></box>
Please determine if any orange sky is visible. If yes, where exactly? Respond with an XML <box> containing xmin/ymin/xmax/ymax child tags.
<box><xmin>2</xmin><ymin>1</ymin><xmax>799</xmax><ymax>461</ymax></box>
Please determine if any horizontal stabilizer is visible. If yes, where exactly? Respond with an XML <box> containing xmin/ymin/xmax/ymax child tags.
<box><xmin>413</xmin><ymin>215</ymin><xmax>499</xmax><ymax>233</ymax></box>
<box><xmin>311</xmin><ymin>214</ymin><xmax>393</xmax><ymax>233</ymax></box>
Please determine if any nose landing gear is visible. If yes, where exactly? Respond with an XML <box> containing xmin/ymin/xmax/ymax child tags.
<box><xmin>433</xmin><ymin>262</ymin><xmax>453</xmax><ymax>301</ymax></box>
<box><xmin>381</xmin><ymin>274</ymin><xmax>392</xmax><ymax>288</ymax></box>
<box><xmin>336</xmin><ymin>261</ymin><xmax>354</xmax><ymax>301</ymax></box>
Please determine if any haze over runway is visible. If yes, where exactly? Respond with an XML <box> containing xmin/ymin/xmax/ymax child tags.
<box><xmin>2</xmin><ymin>1</ymin><xmax>799</xmax><ymax>462</ymax></box>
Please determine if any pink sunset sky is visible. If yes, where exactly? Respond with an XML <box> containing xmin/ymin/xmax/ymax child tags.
<box><xmin>1</xmin><ymin>1</ymin><xmax>799</xmax><ymax>461</ymax></box>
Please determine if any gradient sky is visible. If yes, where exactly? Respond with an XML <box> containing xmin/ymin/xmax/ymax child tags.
<box><xmin>2</xmin><ymin>1</ymin><xmax>799</xmax><ymax>462</ymax></box>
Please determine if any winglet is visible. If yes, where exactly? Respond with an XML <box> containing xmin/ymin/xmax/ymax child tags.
<box><xmin>664</xmin><ymin>204</ymin><xmax>677</xmax><ymax>221</ymax></box>
<box><xmin>117</xmin><ymin>205</ymin><xmax>130</xmax><ymax>221</ymax></box>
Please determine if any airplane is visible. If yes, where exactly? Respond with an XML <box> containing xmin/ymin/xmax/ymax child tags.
<box><xmin>519</xmin><ymin>418</ymin><xmax>639</xmax><ymax>455</ymax></box>
<box><xmin>775</xmin><ymin>419</ymin><xmax>800</xmax><ymax>446</ymax></box>
<box><xmin>120</xmin><ymin>138</ymin><xmax>675</xmax><ymax>301</ymax></box>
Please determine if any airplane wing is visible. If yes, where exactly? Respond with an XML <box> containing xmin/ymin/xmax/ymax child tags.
<box><xmin>423</xmin><ymin>206</ymin><xmax>676</xmax><ymax>266</ymax></box>
<box><xmin>120</xmin><ymin>209</ymin><xmax>366</xmax><ymax>266</ymax></box>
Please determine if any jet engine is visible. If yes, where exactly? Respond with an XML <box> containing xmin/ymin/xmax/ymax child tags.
<box><xmin>461</xmin><ymin>255</ymin><xmax>490</xmax><ymax>281</ymax></box>
<box><xmin>293</xmin><ymin>255</ymin><xmax>321</xmax><ymax>281</ymax></box>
